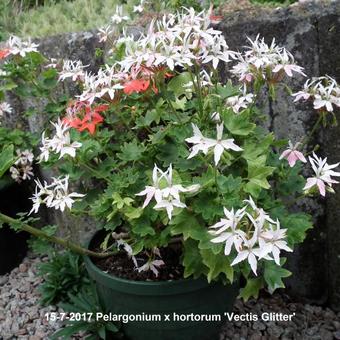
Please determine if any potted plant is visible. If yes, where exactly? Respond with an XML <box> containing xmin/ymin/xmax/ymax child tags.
<box><xmin>0</xmin><ymin>6</ymin><xmax>339</xmax><ymax>340</ymax></box>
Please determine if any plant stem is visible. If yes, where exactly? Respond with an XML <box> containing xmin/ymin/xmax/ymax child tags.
<box><xmin>78</xmin><ymin>160</ymin><xmax>114</xmax><ymax>185</ymax></box>
<box><xmin>166</xmin><ymin>97</ymin><xmax>182</xmax><ymax>123</ymax></box>
<box><xmin>194</xmin><ymin>64</ymin><xmax>204</xmax><ymax>118</ymax></box>
<box><xmin>0</xmin><ymin>213</ymin><xmax>115</xmax><ymax>258</ymax></box>
<box><xmin>188</xmin><ymin>67</ymin><xmax>203</xmax><ymax>120</ymax></box>
<box><xmin>300</xmin><ymin>115</ymin><xmax>323</xmax><ymax>149</ymax></box>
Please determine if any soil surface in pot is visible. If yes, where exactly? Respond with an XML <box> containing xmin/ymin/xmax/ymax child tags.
<box><xmin>90</xmin><ymin>232</ymin><xmax>184</xmax><ymax>281</ymax></box>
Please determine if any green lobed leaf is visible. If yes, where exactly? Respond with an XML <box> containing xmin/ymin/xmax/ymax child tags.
<box><xmin>222</xmin><ymin>110</ymin><xmax>256</xmax><ymax>136</ymax></box>
<box><xmin>182</xmin><ymin>239</ymin><xmax>208</xmax><ymax>279</ymax></box>
<box><xmin>242</xmin><ymin>134</ymin><xmax>274</xmax><ymax>162</ymax></box>
<box><xmin>244</xmin><ymin>161</ymin><xmax>275</xmax><ymax>198</ymax></box>
<box><xmin>167</xmin><ymin>72</ymin><xmax>192</xmax><ymax>98</ymax></box>
<box><xmin>118</xmin><ymin>140</ymin><xmax>146</xmax><ymax>162</ymax></box>
<box><xmin>191</xmin><ymin>192</ymin><xmax>223</xmax><ymax>221</ymax></box>
<box><xmin>264</xmin><ymin>259</ymin><xmax>291</xmax><ymax>294</ymax></box>
<box><xmin>238</xmin><ymin>277</ymin><xmax>264</xmax><ymax>301</ymax></box>
<box><xmin>281</xmin><ymin>213</ymin><xmax>313</xmax><ymax>245</ymax></box>
<box><xmin>200</xmin><ymin>249</ymin><xmax>234</xmax><ymax>283</ymax></box>
<box><xmin>216</xmin><ymin>174</ymin><xmax>242</xmax><ymax>194</ymax></box>
<box><xmin>131</xmin><ymin>216</ymin><xmax>156</xmax><ymax>237</ymax></box>
<box><xmin>216</xmin><ymin>82</ymin><xmax>239</xmax><ymax>99</ymax></box>
<box><xmin>0</xmin><ymin>81</ymin><xmax>17</xmax><ymax>92</ymax></box>
<box><xmin>170</xmin><ymin>210</ymin><xmax>208</xmax><ymax>241</ymax></box>
<box><xmin>0</xmin><ymin>144</ymin><xmax>16</xmax><ymax>178</ymax></box>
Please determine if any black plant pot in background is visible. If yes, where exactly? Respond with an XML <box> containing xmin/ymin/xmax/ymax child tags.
<box><xmin>0</xmin><ymin>178</ymin><xmax>31</xmax><ymax>275</ymax></box>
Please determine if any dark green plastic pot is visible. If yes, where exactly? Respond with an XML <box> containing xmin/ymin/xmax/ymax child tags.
<box><xmin>84</xmin><ymin>234</ymin><xmax>239</xmax><ymax>340</ymax></box>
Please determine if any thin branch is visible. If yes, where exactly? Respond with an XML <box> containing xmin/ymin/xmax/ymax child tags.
<box><xmin>0</xmin><ymin>213</ymin><xmax>115</xmax><ymax>258</ymax></box>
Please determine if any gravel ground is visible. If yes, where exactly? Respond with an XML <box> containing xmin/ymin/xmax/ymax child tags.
<box><xmin>220</xmin><ymin>295</ymin><xmax>340</xmax><ymax>340</ymax></box>
<box><xmin>0</xmin><ymin>255</ymin><xmax>339</xmax><ymax>340</ymax></box>
<box><xmin>0</xmin><ymin>255</ymin><xmax>64</xmax><ymax>339</ymax></box>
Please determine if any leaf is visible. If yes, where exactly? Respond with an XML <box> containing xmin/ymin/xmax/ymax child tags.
<box><xmin>216</xmin><ymin>82</ymin><xmax>239</xmax><ymax>99</ymax></box>
<box><xmin>171</xmin><ymin>96</ymin><xmax>187</xmax><ymax>111</ymax></box>
<box><xmin>98</xmin><ymin>325</ymin><xmax>106</xmax><ymax>339</ymax></box>
<box><xmin>131</xmin><ymin>216</ymin><xmax>156</xmax><ymax>237</ymax></box>
<box><xmin>124</xmin><ymin>206</ymin><xmax>143</xmax><ymax>220</ymax></box>
<box><xmin>194</xmin><ymin>165</ymin><xmax>215</xmax><ymax>188</ymax></box>
<box><xmin>276</xmin><ymin>164</ymin><xmax>305</xmax><ymax>196</ymax></box>
<box><xmin>50</xmin><ymin>322</ymin><xmax>93</xmax><ymax>339</ymax></box>
<box><xmin>118</xmin><ymin>140</ymin><xmax>146</xmax><ymax>162</ymax></box>
<box><xmin>216</xmin><ymin>174</ymin><xmax>242</xmax><ymax>194</ymax></box>
<box><xmin>167</xmin><ymin>72</ymin><xmax>192</xmax><ymax>98</ymax></box>
<box><xmin>264</xmin><ymin>259</ymin><xmax>291</xmax><ymax>294</ymax></box>
<box><xmin>135</xmin><ymin>109</ymin><xmax>160</xmax><ymax>128</ymax></box>
<box><xmin>170</xmin><ymin>210</ymin><xmax>207</xmax><ymax>241</ymax></box>
<box><xmin>242</xmin><ymin>134</ymin><xmax>274</xmax><ymax>162</ymax></box>
<box><xmin>238</xmin><ymin>277</ymin><xmax>264</xmax><ymax>301</ymax></box>
<box><xmin>106</xmin><ymin>323</ymin><xmax>119</xmax><ymax>333</ymax></box>
<box><xmin>222</xmin><ymin>110</ymin><xmax>256</xmax><ymax>136</ymax></box>
<box><xmin>200</xmin><ymin>249</ymin><xmax>234</xmax><ymax>283</ymax></box>
<box><xmin>28</xmin><ymin>225</ymin><xmax>57</xmax><ymax>255</ymax></box>
<box><xmin>0</xmin><ymin>144</ymin><xmax>16</xmax><ymax>178</ymax></box>
<box><xmin>40</xmin><ymin>68</ymin><xmax>58</xmax><ymax>89</ymax></box>
<box><xmin>0</xmin><ymin>81</ymin><xmax>17</xmax><ymax>92</ymax></box>
<box><xmin>281</xmin><ymin>213</ymin><xmax>313</xmax><ymax>245</ymax></box>
<box><xmin>182</xmin><ymin>239</ymin><xmax>208</xmax><ymax>278</ymax></box>
<box><xmin>191</xmin><ymin>192</ymin><xmax>223</xmax><ymax>221</ymax></box>
<box><xmin>245</xmin><ymin>161</ymin><xmax>275</xmax><ymax>198</ymax></box>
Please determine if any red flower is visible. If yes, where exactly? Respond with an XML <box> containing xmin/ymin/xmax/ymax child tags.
<box><xmin>124</xmin><ymin>79</ymin><xmax>150</xmax><ymax>95</ymax></box>
<box><xmin>63</xmin><ymin>116</ymin><xmax>82</xmax><ymax>129</ymax></box>
<box><xmin>78</xmin><ymin>111</ymin><xmax>104</xmax><ymax>135</ymax></box>
<box><xmin>0</xmin><ymin>49</ymin><xmax>11</xmax><ymax>60</ymax></box>
<box><xmin>64</xmin><ymin>102</ymin><xmax>108</xmax><ymax>134</ymax></box>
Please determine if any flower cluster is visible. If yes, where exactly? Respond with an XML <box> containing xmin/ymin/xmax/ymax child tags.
<box><xmin>209</xmin><ymin>197</ymin><xmax>292</xmax><ymax>275</ymax></box>
<box><xmin>9</xmin><ymin>149</ymin><xmax>34</xmax><ymax>183</ymax></box>
<box><xmin>232</xmin><ymin>35</ymin><xmax>305</xmax><ymax>83</ymax></box>
<box><xmin>0</xmin><ymin>102</ymin><xmax>12</xmax><ymax>120</ymax></box>
<box><xmin>61</xmin><ymin>7</ymin><xmax>236</xmax><ymax>106</ymax></box>
<box><xmin>226</xmin><ymin>86</ymin><xmax>254</xmax><ymax>113</ymax></box>
<box><xmin>29</xmin><ymin>176</ymin><xmax>84</xmax><ymax>214</ymax></box>
<box><xmin>38</xmin><ymin>119</ymin><xmax>82</xmax><ymax>162</ymax></box>
<box><xmin>58</xmin><ymin>60</ymin><xmax>88</xmax><ymax>82</ymax></box>
<box><xmin>0</xmin><ymin>36</ymin><xmax>39</xmax><ymax>59</ymax></box>
<box><xmin>137</xmin><ymin>259</ymin><xmax>164</xmax><ymax>277</ymax></box>
<box><xmin>111</xmin><ymin>5</ymin><xmax>129</xmax><ymax>24</ymax></box>
<box><xmin>136</xmin><ymin>164</ymin><xmax>200</xmax><ymax>220</ymax></box>
<box><xmin>117</xmin><ymin>239</ymin><xmax>164</xmax><ymax>276</ymax></box>
<box><xmin>280</xmin><ymin>145</ymin><xmax>340</xmax><ymax>197</ymax></box>
<box><xmin>76</xmin><ymin>67</ymin><xmax>124</xmax><ymax>104</ymax></box>
<box><xmin>118</xmin><ymin>7</ymin><xmax>236</xmax><ymax>73</ymax></box>
<box><xmin>133</xmin><ymin>1</ymin><xmax>145</xmax><ymax>14</ymax></box>
<box><xmin>186</xmin><ymin>123</ymin><xmax>243</xmax><ymax>165</ymax></box>
<box><xmin>97</xmin><ymin>5</ymin><xmax>131</xmax><ymax>43</ymax></box>
<box><xmin>97</xmin><ymin>26</ymin><xmax>115</xmax><ymax>43</ymax></box>
<box><xmin>292</xmin><ymin>76</ymin><xmax>340</xmax><ymax>113</ymax></box>
<box><xmin>303</xmin><ymin>152</ymin><xmax>340</xmax><ymax>197</ymax></box>
<box><xmin>63</xmin><ymin>101</ymin><xmax>108</xmax><ymax>134</ymax></box>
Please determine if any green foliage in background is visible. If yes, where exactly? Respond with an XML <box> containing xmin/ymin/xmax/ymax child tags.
<box><xmin>0</xmin><ymin>0</ymin><xmax>297</xmax><ymax>41</ymax></box>
<box><xmin>0</xmin><ymin>0</ymin><xmax>121</xmax><ymax>40</ymax></box>
<box><xmin>50</xmin><ymin>283</ymin><xmax>121</xmax><ymax>339</ymax></box>
<box><xmin>38</xmin><ymin>251</ymin><xmax>90</xmax><ymax>305</ymax></box>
